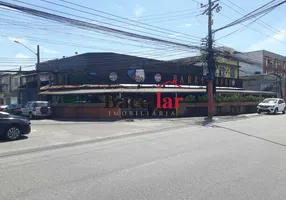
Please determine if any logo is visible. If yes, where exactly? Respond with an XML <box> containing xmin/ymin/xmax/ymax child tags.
<box><xmin>109</xmin><ymin>72</ymin><xmax>118</xmax><ymax>81</ymax></box>
<box><xmin>154</xmin><ymin>73</ymin><xmax>162</xmax><ymax>82</ymax></box>
<box><xmin>127</xmin><ymin>67</ymin><xmax>145</xmax><ymax>82</ymax></box>
<box><xmin>156</xmin><ymin>80</ymin><xmax>184</xmax><ymax>109</ymax></box>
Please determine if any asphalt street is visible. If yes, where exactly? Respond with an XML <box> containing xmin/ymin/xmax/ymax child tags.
<box><xmin>1</xmin><ymin>114</ymin><xmax>286</xmax><ymax>200</ymax></box>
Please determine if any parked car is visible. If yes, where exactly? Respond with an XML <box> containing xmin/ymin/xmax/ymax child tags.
<box><xmin>0</xmin><ymin>105</ymin><xmax>7</xmax><ymax>111</ymax></box>
<box><xmin>21</xmin><ymin>101</ymin><xmax>52</xmax><ymax>119</ymax></box>
<box><xmin>257</xmin><ymin>98</ymin><xmax>286</xmax><ymax>114</ymax></box>
<box><xmin>0</xmin><ymin>111</ymin><xmax>31</xmax><ymax>140</ymax></box>
<box><xmin>4</xmin><ymin>104</ymin><xmax>23</xmax><ymax>115</ymax></box>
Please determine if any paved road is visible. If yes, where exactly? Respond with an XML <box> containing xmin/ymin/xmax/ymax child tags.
<box><xmin>1</xmin><ymin>114</ymin><xmax>286</xmax><ymax>199</ymax></box>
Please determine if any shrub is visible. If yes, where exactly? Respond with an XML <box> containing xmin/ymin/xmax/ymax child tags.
<box><xmin>198</xmin><ymin>95</ymin><xmax>208</xmax><ymax>102</ymax></box>
<box><xmin>184</xmin><ymin>95</ymin><xmax>196</xmax><ymax>103</ymax></box>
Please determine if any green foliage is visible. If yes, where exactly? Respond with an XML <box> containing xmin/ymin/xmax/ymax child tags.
<box><xmin>244</xmin><ymin>95</ymin><xmax>260</xmax><ymax>102</ymax></box>
<box><xmin>184</xmin><ymin>95</ymin><xmax>196</xmax><ymax>103</ymax></box>
<box><xmin>198</xmin><ymin>95</ymin><xmax>208</xmax><ymax>102</ymax></box>
<box><xmin>185</xmin><ymin>94</ymin><xmax>264</xmax><ymax>103</ymax></box>
<box><xmin>214</xmin><ymin>95</ymin><xmax>229</xmax><ymax>103</ymax></box>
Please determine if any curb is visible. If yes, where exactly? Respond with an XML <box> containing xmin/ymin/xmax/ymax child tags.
<box><xmin>0</xmin><ymin>124</ymin><xmax>191</xmax><ymax>158</ymax></box>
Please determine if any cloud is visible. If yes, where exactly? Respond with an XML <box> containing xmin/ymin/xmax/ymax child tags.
<box><xmin>41</xmin><ymin>47</ymin><xmax>59</xmax><ymax>54</ymax></box>
<box><xmin>15</xmin><ymin>53</ymin><xmax>30</xmax><ymax>58</ymax></box>
<box><xmin>8</xmin><ymin>36</ymin><xmax>26</xmax><ymax>44</ymax></box>
<box><xmin>176</xmin><ymin>23</ymin><xmax>192</xmax><ymax>28</ymax></box>
<box><xmin>246</xmin><ymin>29</ymin><xmax>286</xmax><ymax>53</ymax></box>
<box><xmin>168</xmin><ymin>33</ymin><xmax>183</xmax><ymax>37</ymax></box>
<box><xmin>133</xmin><ymin>5</ymin><xmax>145</xmax><ymax>18</ymax></box>
<box><xmin>272</xmin><ymin>30</ymin><xmax>286</xmax><ymax>40</ymax></box>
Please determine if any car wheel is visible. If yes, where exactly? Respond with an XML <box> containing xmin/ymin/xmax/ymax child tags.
<box><xmin>283</xmin><ymin>108</ymin><xmax>286</xmax><ymax>114</ymax></box>
<box><xmin>4</xmin><ymin>126</ymin><xmax>21</xmax><ymax>141</ymax></box>
<box><xmin>257</xmin><ymin>111</ymin><xmax>261</xmax><ymax>114</ymax></box>
<box><xmin>29</xmin><ymin>112</ymin><xmax>33</xmax><ymax>119</ymax></box>
<box><xmin>274</xmin><ymin>108</ymin><xmax>278</xmax><ymax>115</ymax></box>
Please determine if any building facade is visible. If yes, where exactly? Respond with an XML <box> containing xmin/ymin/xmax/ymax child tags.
<box><xmin>0</xmin><ymin>73</ymin><xmax>21</xmax><ymax>105</ymax></box>
<box><xmin>233</xmin><ymin>50</ymin><xmax>286</xmax><ymax>98</ymax></box>
<box><xmin>235</xmin><ymin>50</ymin><xmax>286</xmax><ymax>76</ymax></box>
<box><xmin>38</xmin><ymin>52</ymin><xmax>243</xmax><ymax>90</ymax></box>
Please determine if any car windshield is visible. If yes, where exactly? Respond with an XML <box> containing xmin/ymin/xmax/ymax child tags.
<box><xmin>34</xmin><ymin>102</ymin><xmax>49</xmax><ymax>107</ymax></box>
<box><xmin>262</xmin><ymin>98</ymin><xmax>277</xmax><ymax>104</ymax></box>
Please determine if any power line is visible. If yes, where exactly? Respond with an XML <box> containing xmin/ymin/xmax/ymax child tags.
<box><xmin>0</xmin><ymin>54</ymin><xmax>203</xmax><ymax>74</ymax></box>
<box><xmin>214</xmin><ymin>0</ymin><xmax>286</xmax><ymax>33</ymax></box>
<box><xmin>0</xmin><ymin>1</ymin><xmax>204</xmax><ymax>53</ymax></box>
<box><xmin>216</xmin><ymin>12</ymin><xmax>286</xmax><ymax>45</ymax></box>
<box><xmin>134</xmin><ymin>9</ymin><xmax>197</xmax><ymax>19</ymax></box>
<box><xmin>138</xmin><ymin>13</ymin><xmax>200</xmax><ymax>23</ymax></box>
<box><xmin>55</xmin><ymin>0</ymin><xmax>202</xmax><ymax>40</ymax></box>
<box><xmin>12</xmin><ymin>0</ymin><xmax>201</xmax><ymax>45</ymax></box>
<box><xmin>216</xmin><ymin>9</ymin><xmax>275</xmax><ymax>40</ymax></box>
<box><xmin>220</xmin><ymin>0</ymin><xmax>286</xmax><ymax>37</ymax></box>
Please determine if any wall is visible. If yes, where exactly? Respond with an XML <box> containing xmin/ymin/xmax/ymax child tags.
<box><xmin>51</xmin><ymin>104</ymin><xmax>121</xmax><ymax>119</ymax></box>
<box><xmin>179</xmin><ymin>102</ymin><xmax>258</xmax><ymax>117</ymax></box>
<box><xmin>241</xmin><ymin>75</ymin><xmax>280</xmax><ymax>96</ymax></box>
<box><xmin>50</xmin><ymin>102</ymin><xmax>260</xmax><ymax>119</ymax></box>
<box><xmin>263</xmin><ymin>50</ymin><xmax>286</xmax><ymax>76</ymax></box>
<box><xmin>0</xmin><ymin>74</ymin><xmax>21</xmax><ymax>104</ymax></box>
<box><xmin>239</xmin><ymin>62</ymin><xmax>262</xmax><ymax>76</ymax></box>
<box><xmin>234</xmin><ymin>51</ymin><xmax>264</xmax><ymax>75</ymax></box>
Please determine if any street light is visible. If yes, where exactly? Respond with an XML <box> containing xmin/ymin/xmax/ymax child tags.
<box><xmin>14</xmin><ymin>40</ymin><xmax>41</xmax><ymax>100</ymax></box>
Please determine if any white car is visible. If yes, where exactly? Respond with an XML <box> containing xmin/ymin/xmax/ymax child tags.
<box><xmin>21</xmin><ymin>101</ymin><xmax>52</xmax><ymax>119</ymax></box>
<box><xmin>257</xmin><ymin>98</ymin><xmax>285</xmax><ymax>114</ymax></box>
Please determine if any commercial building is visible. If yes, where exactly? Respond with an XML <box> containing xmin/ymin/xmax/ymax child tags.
<box><xmin>37</xmin><ymin>52</ymin><xmax>274</xmax><ymax>119</ymax></box>
<box><xmin>0</xmin><ymin>73</ymin><xmax>21</xmax><ymax>105</ymax></box>
<box><xmin>233</xmin><ymin>50</ymin><xmax>286</xmax><ymax>98</ymax></box>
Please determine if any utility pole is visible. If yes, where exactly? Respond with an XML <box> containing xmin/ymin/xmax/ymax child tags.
<box><xmin>14</xmin><ymin>41</ymin><xmax>41</xmax><ymax>100</ymax></box>
<box><xmin>36</xmin><ymin>45</ymin><xmax>41</xmax><ymax>100</ymax></box>
<box><xmin>201</xmin><ymin>0</ymin><xmax>221</xmax><ymax>120</ymax></box>
<box><xmin>207</xmin><ymin>0</ymin><xmax>214</xmax><ymax>120</ymax></box>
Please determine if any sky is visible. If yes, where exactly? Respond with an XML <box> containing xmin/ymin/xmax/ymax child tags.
<box><xmin>0</xmin><ymin>0</ymin><xmax>286</xmax><ymax>70</ymax></box>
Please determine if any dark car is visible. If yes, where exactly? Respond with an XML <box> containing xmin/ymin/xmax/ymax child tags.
<box><xmin>0</xmin><ymin>111</ymin><xmax>31</xmax><ymax>141</ymax></box>
<box><xmin>0</xmin><ymin>105</ymin><xmax>7</xmax><ymax>111</ymax></box>
<box><xmin>4</xmin><ymin>104</ymin><xmax>23</xmax><ymax>115</ymax></box>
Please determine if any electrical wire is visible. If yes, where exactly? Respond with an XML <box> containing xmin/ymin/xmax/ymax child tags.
<box><xmin>55</xmin><ymin>0</ymin><xmax>202</xmax><ymax>40</ymax></box>
<box><xmin>0</xmin><ymin>54</ymin><xmax>202</xmax><ymax>74</ymax></box>
<box><xmin>222</xmin><ymin>0</ymin><xmax>284</xmax><ymax>36</ymax></box>
<box><xmin>216</xmin><ymin>9</ymin><xmax>275</xmax><ymax>40</ymax></box>
<box><xmin>216</xmin><ymin>12</ymin><xmax>286</xmax><ymax>45</ymax></box>
<box><xmin>0</xmin><ymin>1</ymin><xmax>204</xmax><ymax>54</ymax></box>
<box><xmin>12</xmin><ymin>0</ymin><xmax>202</xmax><ymax>45</ymax></box>
<box><xmin>214</xmin><ymin>0</ymin><xmax>286</xmax><ymax>33</ymax></box>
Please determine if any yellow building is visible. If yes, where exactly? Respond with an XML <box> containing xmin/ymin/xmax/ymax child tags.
<box><xmin>216</xmin><ymin>56</ymin><xmax>239</xmax><ymax>79</ymax></box>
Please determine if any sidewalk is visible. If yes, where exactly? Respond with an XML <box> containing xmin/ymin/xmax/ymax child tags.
<box><xmin>0</xmin><ymin>114</ymin><xmax>261</xmax><ymax>157</ymax></box>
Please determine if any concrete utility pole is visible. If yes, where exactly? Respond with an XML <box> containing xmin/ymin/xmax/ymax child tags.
<box><xmin>201</xmin><ymin>0</ymin><xmax>221</xmax><ymax>120</ymax></box>
<box><xmin>36</xmin><ymin>45</ymin><xmax>41</xmax><ymax>100</ymax></box>
<box><xmin>14</xmin><ymin>41</ymin><xmax>41</xmax><ymax>100</ymax></box>
<box><xmin>207</xmin><ymin>0</ymin><xmax>214</xmax><ymax>119</ymax></box>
